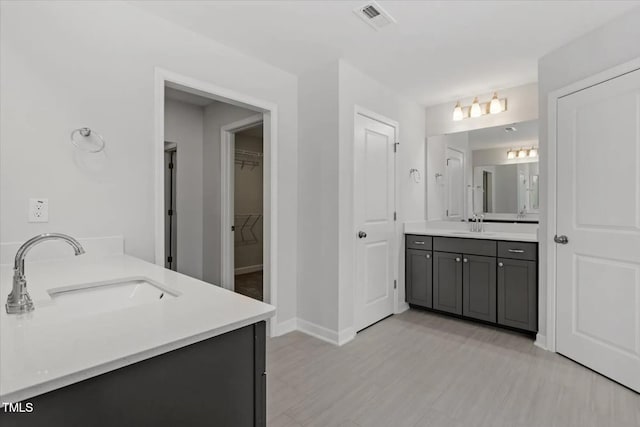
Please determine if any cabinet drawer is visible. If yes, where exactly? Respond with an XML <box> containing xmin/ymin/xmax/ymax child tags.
<box><xmin>406</xmin><ymin>235</ymin><xmax>432</xmax><ymax>250</ymax></box>
<box><xmin>433</xmin><ymin>237</ymin><xmax>496</xmax><ymax>257</ymax></box>
<box><xmin>498</xmin><ymin>241</ymin><xmax>537</xmax><ymax>261</ymax></box>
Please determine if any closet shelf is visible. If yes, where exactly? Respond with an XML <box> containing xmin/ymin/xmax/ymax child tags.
<box><xmin>234</xmin><ymin>213</ymin><xmax>262</xmax><ymax>246</ymax></box>
<box><xmin>235</xmin><ymin>149</ymin><xmax>263</xmax><ymax>170</ymax></box>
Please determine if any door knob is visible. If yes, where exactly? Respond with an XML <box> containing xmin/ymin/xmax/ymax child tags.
<box><xmin>455</xmin><ymin>257</ymin><xmax>461</xmax><ymax>262</ymax></box>
<box><xmin>358</xmin><ymin>231</ymin><xmax>367</xmax><ymax>239</ymax></box>
<box><xmin>498</xmin><ymin>262</ymin><xmax>504</xmax><ymax>267</ymax></box>
<box><xmin>463</xmin><ymin>258</ymin><xmax>468</xmax><ymax>263</ymax></box>
<box><xmin>554</xmin><ymin>235</ymin><xmax>569</xmax><ymax>244</ymax></box>
<box><xmin>426</xmin><ymin>254</ymin><xmax>431</xmax><ymax>259</ymax></box>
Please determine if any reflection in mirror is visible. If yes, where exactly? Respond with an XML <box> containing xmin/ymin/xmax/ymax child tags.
<box><xmin>426</xmin><ymin>119</ymin><xmax>539</xmax><ymax>223</ymax></box>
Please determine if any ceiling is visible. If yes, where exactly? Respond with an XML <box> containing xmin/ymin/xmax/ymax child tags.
<box><xmin>133</xmin><ymin>1</ymin><xmax>639</xmax><ymax>106</ymax></box>
<box><xmin>468</xmin><ymin>119</ymin><xmax>538</xmax><ymax>150</ymax></box>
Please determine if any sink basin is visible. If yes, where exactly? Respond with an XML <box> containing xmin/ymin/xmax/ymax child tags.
<box><xmin>48</xmin><ymin>277</ymin><xmax>179</xmax><ymax>317</ymax></box>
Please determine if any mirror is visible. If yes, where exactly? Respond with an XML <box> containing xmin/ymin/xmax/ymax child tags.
<box><xmin>426</xmin><ymin>119</ymin><xmax>539</xmax><ymax>223</ymax></box>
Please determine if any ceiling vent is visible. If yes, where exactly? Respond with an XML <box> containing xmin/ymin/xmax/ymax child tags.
<box><xmin>354</xmin><ymin>1</ymin><xmax>396</xmax><ymax>30</ymax></box>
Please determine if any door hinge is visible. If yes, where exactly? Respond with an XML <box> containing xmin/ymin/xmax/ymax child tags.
<box><xmin>167</xmin><ymin>256</ymin><xmax>173</xmax><ymax>263</ymax></box>
<box><xmin>168</xmin><ymin>162</ymin><xmax>174</xmax><ymax>169</ymax></box>
<box><xmin>168</xmin><ymin>209</ymin><xmax>174</xmax><ymax>216</ymax></box>
<box><xmin>231</xmin><ymin>225</ymin><xmax>235</xmax><ymax>232</ymax></box>
<box><xmin>393</xmin><ymin>142</ymin><xmax>399</xmax><ymax>153</ymax></box>
<box><xmin>446</xmin><ymin>209</ymin><xmax>449</xmax><ymax>217</ymax></box>
<box><xmin>393</xmin><ymin>280</ymin><xmax>397</xmax><ymax>289</ymax></box>
<box><xmin>393</xmin><ymin>211</ymin><xmax>397</xmax><ymax>221</ymax></box>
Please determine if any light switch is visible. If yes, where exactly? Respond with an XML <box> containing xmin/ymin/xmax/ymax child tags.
<box><xmin>28</xmin><ymin>198</ymin><xmax>49</xmax><ymax>223</ymax></box>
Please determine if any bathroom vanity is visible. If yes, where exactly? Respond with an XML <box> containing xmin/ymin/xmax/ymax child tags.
<box><xmin>0</xmin><ymin>254</ymin><xmax>274</xmax><ymax>427</ymax></box>
<box><xmin>405</xmin><ymin>225</ymin><xmax>538</xmax><ymax>334</ymax></box>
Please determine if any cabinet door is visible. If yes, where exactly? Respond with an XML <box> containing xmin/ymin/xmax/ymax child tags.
<box><xmin>463</xmin><ymin>255</ymin><xmax>497</xmax><ymax>323</ymax></box>
<box><xmin>406</xmin><ymin>249</ymin><xmax>432</xmax><ymax>307</ymax></box>
<box><xmin>433</xmin><ymin>251</ymin><xmax>463</xmax><ymax>315</ymax></box>
<box><xmin>497</xmin><ymin>258</ymin><xmax>537</xmax><ymax>332</ymax></box>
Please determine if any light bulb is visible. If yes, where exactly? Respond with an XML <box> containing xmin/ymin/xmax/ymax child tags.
<box><xmin>528</xmin><ymin>147</ymin><xmax>538</xmax><ymax>158</ymax></box>
<box><xmin>507</xmin><ymin>149</ymin><xmax>516</xmax><ymax>160</ymax></box>
<box><xmin>470</xmin><ymin>97</ymin><xmax>482</xmax><ymax>118</ymax></box>
<box><xmin>489</xmin><ymin>92</ymin><xmax>502</xmax><ymax>114</ymax></box>
<box><xmin>518</xmin><ymin>148</ymin><xmax>528</xmax><ymax>158</ymax></box>
<box><xmin>452</xmin><ymin>101</ymin><xmax>464</xmax><ymax>121</ymax></box>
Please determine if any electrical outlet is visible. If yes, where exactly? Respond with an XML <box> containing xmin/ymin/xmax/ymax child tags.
<box><xmin>28</xmin><ymin>198</ymin><xmax>48</xmax><ymax>223</ymax></box>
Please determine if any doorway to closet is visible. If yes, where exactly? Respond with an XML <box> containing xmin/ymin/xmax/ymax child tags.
<box><xmin>232</xmin><ymin>123</ymin><xmax>264</xmax><ymax>301</ymax></box>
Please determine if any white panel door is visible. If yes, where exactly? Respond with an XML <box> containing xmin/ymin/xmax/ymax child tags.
<box><xmin>446</xmin><ymin>148</ymin><xmax>464</xmax><ymax>219</ymax></box>
<box><xmin>354</xmin><ymin>113</ymin><xmax>396</xmax><ymax>332</ymax></box>
<box><xmin>556</xmin><ymin>68</ymin><xmax>640</xmax><ymax>392</ymax></box>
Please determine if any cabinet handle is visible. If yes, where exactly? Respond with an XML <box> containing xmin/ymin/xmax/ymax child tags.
<box><xmin>426</xmin><ymin>254</ymin><xmax>431</xmax><ymax>259</ymax></box>
<box><xmin>498</xmin><ymin>262</ymin><xmax>504</xmax><ymax>267</ymax></box>
<box><xmin>463</xmin><ymin>258</ymin><xmax>468</xmax><ymax>263</ymax></box>
<box><xmin>414</xmin><ymin>241</ymin><xmax>425</xmax><ymax>245</ymax></box>
<box><xmin>508</xmin><ymin>249</ymin><xmax>525</xmax><ymax>253</ymax></box>
<box><xmin>455</xmin><ymin>257</ymin><xmax>461</xmax><ymax>262</ymax></box>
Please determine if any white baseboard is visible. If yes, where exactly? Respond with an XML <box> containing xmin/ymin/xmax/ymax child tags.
<box><xmin>234</xmin><ymin>264</ymin><xmax>263</xmax><ymax>275</ymax></box>
<box><xmin>296</xmin><ymin>318</ymin><xmax>341</xmax><ymax>346</ymax></box>
<box><xmin>275</xmin><ymin>317</ymin><xmax>297</xmax><ymax>336</ymax></box>
<box><xmin>337</xmin><ymin>327</ymin><xmax>356</xmax><ymax>346</ymax></box>
<box><xmin>534</xmin><ymin>333</ymin><xmax>547</xmax><ymax>350</ymax></box>
<box><xmin>396</xmin><ymin>302</ymin><xmax>410</xmax><ymax>314</ymax></box>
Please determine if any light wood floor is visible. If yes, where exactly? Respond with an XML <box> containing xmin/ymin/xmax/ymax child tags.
<box><xmin>266</xmin><ymin>309</ymin><xmax>639</xmax><ymax>427</ymax></box>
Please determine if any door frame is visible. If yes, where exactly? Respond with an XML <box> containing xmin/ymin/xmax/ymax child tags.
<box><xmin>154</xmin><ymin>67</ymin><xmax>279</xmax><ymax>337</ymax></box>
<box><xmin>545</xmin><ymin>57</ymin><xmax>640</xmax><ymax>352</ymax></box>
<box><xmin>445</xmin><ymin>147</ymin><xmax>465</xmax><ymax>219</ymax></box>
<box><xmin>220</xmin><ymin>114</ymin><xmax>264</xmax><ymax>292</ymax></box>
<box><xmin>352</xmin><ymin>106</ymin><xmax>400</xmax><ymax>331</ymax></box>
<box><xmin>164</xmin><ymin>142</ymin><xmax>177</xmax><ymax>271</ymax></box>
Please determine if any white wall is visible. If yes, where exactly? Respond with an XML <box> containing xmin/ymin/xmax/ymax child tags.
<box><xmin>296</xmin><ymin>60</ymin><xmax>426</xmax><ymax>342</ymax></box>
<box><xmin>0</xmin><ymin>1</ymin><xmax>298</xmax><ymax>328</ymax></box>
<box><xmin>537</xmin><ymin>6</ymin><xmax>640</xmax><ymax>343</ymax></box>
<box><xmin>297</xmin><ymin>62</ymin><xmax>340</xmax><ymax>331</ymax></box>
<box><xmin>425</xmin><ymin>83</ymin><xmax>538</xmax><ymax>136</ymax></box>
<box><xmin>338</xmin><ymin>60</ymin><xmax>426</xmax><ymax>337</ymax></box>
<box><xmin>234</xmin><ymin>133</ymin><xmax>263</xmax><ymax>270</ymax></box>
<box><xmin>164</xmin><ymin>99</ymin><xmax>204</xmax><ymax>279</ymax></box>
<box><xmin>202</xmin><ymin>102</ymin><xmax>260</xmax><ymax>284</ymax></box>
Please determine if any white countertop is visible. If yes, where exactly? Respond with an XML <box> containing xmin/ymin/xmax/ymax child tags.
<box><xmin>404</xmin><ymin>221</ymin><xmax>538</xmax><ymax>242</ymax></box>
<box><xmin>0</xmin><ymin>255</ymin><xmax>275</xmax><ymax>403</ymax></box>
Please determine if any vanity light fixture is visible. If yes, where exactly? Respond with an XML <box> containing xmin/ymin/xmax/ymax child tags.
<box><xmin>517</xmin><ymin>148</ymin><xmax>528</xmax><ymax>159</ymax></box>
<box><xmin>528</xmin><ymin>147</ymin><xmax>538</xmax><ymax>158</ymax></box>
<box><xmin>469</xmin><ymin>97</ymin><xmax>482</xmax><ymax>118</ymax></box>
<box><xmin>489</xmin><ymin>92</ymin><xmax>502</xmax><ymax>114</ymax></box>
<box><xmin>452</xmin><ymin>101</ymin><xmax>464</xmax><ymax>121</ymax></box>
<box><xmin>507</xmin><ymin>149</ymin><xmax>516</xmax><ymax>160</ymax></box>
<box><xmin>452</xmin><ymin>93</ymin><xmax>507</xmax><ymax>121</ymax></box>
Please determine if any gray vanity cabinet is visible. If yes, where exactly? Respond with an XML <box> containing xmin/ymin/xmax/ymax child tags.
<box><xmin>497</xmin><ymin>258</ymin><xmax>537</xmax><ymax>332</ymax></box>
<box><xmin>406</xmin><ymin>249</ymin><xmax>433</xmax><ymax>307</ymax></box>
<box><xmin>462</xmin><ymin>255</ymin><xmax>497</xmax><ymax>322</ymax></box>
<box><xmin>405</xmin><ymin>234</ymin><xmax>537</xmax><ymax>334</ymax></box>
<box><xmin>433</xmin><ymin>251</ymin><xmax>463</xmax><ymax>315</ymax></box>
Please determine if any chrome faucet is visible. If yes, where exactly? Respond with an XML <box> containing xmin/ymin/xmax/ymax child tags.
<box><xmin>469</xmin><ymin>214</ymin><xmax>485</xmax><ymax>232</ymax></box>
<box><xmin>5</xmin><ymin>233</ymin><xmax>85</xmax><ymax>314</ymax></box>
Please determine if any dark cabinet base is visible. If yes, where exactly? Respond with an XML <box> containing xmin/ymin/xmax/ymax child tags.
<box><xmin>1</xmin><ymin>322</ymin><xmax>266</xmax><ymax>427</ymax></box>
<box><xmin>405</xmin><ymin>235</ymin><xmax>538</xmax><ymax>336</ymax></box>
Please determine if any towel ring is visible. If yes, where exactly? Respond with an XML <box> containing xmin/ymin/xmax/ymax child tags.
<box><xmin>409</xmin><ymin>168</ymin><xmax>422</xmax><ymax>183</ymax></box>
<box><xmin>70</xmin><ymin>127</ymin><xmax>106</xmax><ymax>153</ymax></box>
